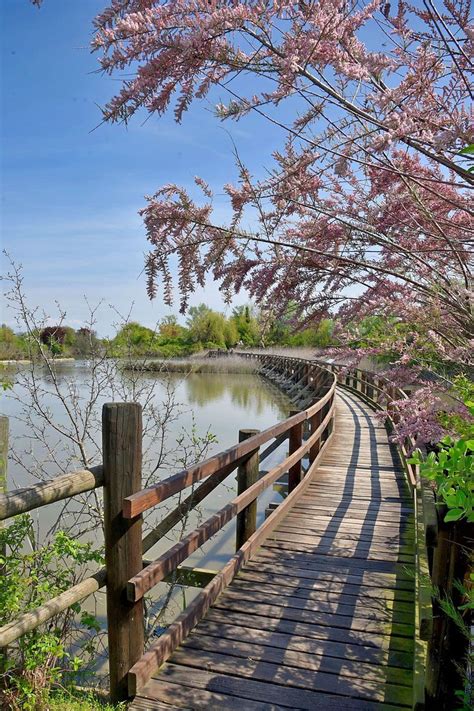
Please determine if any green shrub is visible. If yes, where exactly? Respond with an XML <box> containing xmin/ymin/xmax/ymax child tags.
<box><xmin>0</xmin><ymin>515</ymin><xmax>103</xmax><ymax>710</ymax></box>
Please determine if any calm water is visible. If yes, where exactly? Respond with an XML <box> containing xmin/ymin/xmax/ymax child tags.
<box><xmin>1</xmin><ymin>361</ymin><xmax>291</xmax><ymax>628</ymax></box>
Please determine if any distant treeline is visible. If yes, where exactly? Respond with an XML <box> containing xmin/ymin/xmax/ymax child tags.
<box><xmin>0</xmin><ymin>303</ymin><xmax>335</xmax><ymax>360</ymax></box>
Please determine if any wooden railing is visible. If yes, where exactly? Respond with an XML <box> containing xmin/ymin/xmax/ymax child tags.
<box><xmin>0</xmin><ymin>356</ymin><xmax>336</xmax><ymax>703</ymax></box>
<box><xmin>3</xmin><ymin>351</ymin><xmax>465</xmax><ymax>708</ymax></box>
<box><xmin>234</xmin><ymin>352</ymin><xmax>470</xmax><ymax>711</ymax></box>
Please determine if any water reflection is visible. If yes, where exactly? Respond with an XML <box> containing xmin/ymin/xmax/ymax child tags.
<box><xmin>183</xmin><ymin>372</ymin><xmax>289</xmax><ymax>414</ymax></box>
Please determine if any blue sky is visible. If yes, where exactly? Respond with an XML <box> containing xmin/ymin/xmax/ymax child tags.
<box><xmin>1</xmin><ymin>0</ymin><xmax>285</xmax><ymax>335</ymax></box>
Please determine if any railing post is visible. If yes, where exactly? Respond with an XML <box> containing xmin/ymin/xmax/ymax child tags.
<box><xmin>288</xmin><ymin>410</ymin><xmax>303</xmax><ymax>493</ymax></box>
<box><xmin>366</xmin><ymin>373</ymin><xmax>373</xmax><ymax>400</ymax></box>
<box><xmin>235</xmin><ymin>429</ymin><xmax>260</xmax><ymax>550</ymax></box>
<box><xmin>309</xmin><ymin>408</ymin><xmax>322</xmax><ymax>464</ymax></box>
<box><xmin>103</xmin><ymin>403</ymin><xmax>144</xmax><ymax>703</ymax></box>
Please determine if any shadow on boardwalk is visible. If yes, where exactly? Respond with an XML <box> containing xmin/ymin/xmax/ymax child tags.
<box><xmin>131</xmin><ymin>389</ymin><xmax>416</xmax><ymax>710</ymax></box>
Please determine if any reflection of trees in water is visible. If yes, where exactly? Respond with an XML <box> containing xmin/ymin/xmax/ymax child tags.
<box><xmin>185</xmin><ymin>374</ymin><xmax>289</xmax><ymax>416</ymax></box>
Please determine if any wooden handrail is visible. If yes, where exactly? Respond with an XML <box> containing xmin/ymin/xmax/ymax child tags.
<box><xmin>0</xmin><ymin>354</ymin><xmax>338</xmax><ymax>703</ymax></box>
<box><xmin>126</xmin><ymin>401</ymin><xmax>335</xmax><ymax>602</ymax></box>
<box><xmin>0</xmin><ymin>421</ymin><xmax>292</xmax><ymax>647</ymax></box>
<box><xmin>127</xmin><ymin>417</ymin><xmax>336</xmax><ymax>695</ymax></box>
<box><xmin>0</xmin><ymin>465</ymin><xmax>104</xmax><ymax>521</ymax></box>
<box><xmin>123</xmin><ymin>373</ymin><xmax>335</xmax><ymax>519</ymax></box>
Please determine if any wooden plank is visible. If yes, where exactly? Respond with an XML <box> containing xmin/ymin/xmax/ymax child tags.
<box><xmin>127</xmin><ymin>429</ymin><xmax>334</xmax><ymax>694</ymax></box>
<box><xmin>272</xmin><ymin>524</ymin><xmax>415</xmax><ymax>550</ymax></box>
<box><xmin>294</xmin><ymin>501</ymin><xmax>413</xmax><ymax>524</ymax></box>
<box><xmin>286</xmin><ymin>511</ymin><xmax>414</xmax><ymax>531</ymax></box>
<box><xmin>246</xmin><ymin>557</ymin><xmax>415</xmax><ymax>590</ymax></box>
<box><xmin>279</xmin><ymin>516</ymin><xmax>415</xmax><ymax>542</ymax></box>
<box><xmin>191</xmin><ymin>622</ymin><xmax>414</xmax><ymax>680</ymax></box>
<box><xmin>170</xmin><ymin>645</ymin><xmax>413</xmax><ymax>705</ymax></box>
<box><xmin>204</xmin><ymin>608</ymin><xmax>414</xmax><ymax>665</ymax></box>
<box><xmin>234</xmin><ymin>569</ymin><xmax>415</xmax><ymax>603</ymax></box>
<box><xmin>246</xmin><ymin>557</ymin><xmax>414</xmax><ymax>599</ymax></box>
<box><xmin>213</xmin><ymin>596</ymin><xmax>414</xmax><ymax>639</ymax></box>
<box><xmin>134</xmin><ymin>678</ymin><xmax>283</xmax><ymax>710</ymax></box>
<box><xmin>254</xmin><ymin>548</ymin><xmax>413</xmax><ymax>577</ymax></box>
<box><xmin>150</xmin><ymin>664</ymin><xmax>404</xmax><ymax>710</ymax></box>
<box><xmin>262</xmin><ymin>537</ymin><xmax>415</xmax><ymax>563</ymax></box>
<box><xmin>230</xmin><ymin>577</ymin><xmax>415</xmax><ymax>614</ymax></box>
<box><xmin>130</xmin><ymin>699</ymin><xmax>183</xmax><ymax>710</ymax></box>
<box><xmin>299</xmin><ymin>494</ymin><xmax>414</xmax><ymax>512</ymax></box>
<box><xmin>217</xmin><ymin>586</ymin><xmax>414</xmax><ymax>624</ymax></box>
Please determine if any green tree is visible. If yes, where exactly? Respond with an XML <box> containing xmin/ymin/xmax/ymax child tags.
<box><xmin>110</xmin><ymin>322</ymin><xmax>158</xmax><ymax>355</ymax></box>
<box><xmin>159</xmin><ymin>315</ymin><xmax>185</xmax><ymax>340</ymax></box>
<box><xmin>0</xmin><ymin>324</ymin><xmax>25</xmax><ymax>360</ymax></box>
<box><xmin>186</xmin><ymin>304</ymin><xmax>229</xmax><ymax>348</ymax></box>
<box><xmin>231</xmin><ymin>306</ymin><xmax>260</xmax><ymax>346</ymax></box>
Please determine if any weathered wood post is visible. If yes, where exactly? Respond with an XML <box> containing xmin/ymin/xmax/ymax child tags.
<box><xmin>236</xmin><ymin>429</ymin><xmax>260</xmax><ymax>550</ymax></box>
<box><xmin>0</xmin><ymin>416</ymin><xmax>8</xmax><ymax>672</ymax></box>
<box><xmin>309</xmin><ymin>408</ymin><xmax>322</xmax><ymax>464</ymax></box>
<box><xmin>366</xmin><ymin>373</ymin><xmax>374</xmax><ymax>400</ymax></box>
<box><xmin>288</xmin><ymin>410</ymin><xmax>303</xmax><ymax>493</ymax></box>
<box><xmin>103</xmin><ymin>403</ymin><xmax>144</xmax><ymax>703</ymax></box>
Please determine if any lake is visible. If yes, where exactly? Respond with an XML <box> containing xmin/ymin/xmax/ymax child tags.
<box><xmin>1</xmin><ymin>360</ymin><xmax>292</xmax><ymax>632</ymax></box>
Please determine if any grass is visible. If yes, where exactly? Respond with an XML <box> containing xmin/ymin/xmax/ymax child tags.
<box><xmin>46</xmin><ymin>689</ymin><xmax>125</xmax><ymax>711</ymax></box>
<box><xmin>126</xmin><ymin>355</ymin><xmax>259</xmax><ymax>374</ymax></box>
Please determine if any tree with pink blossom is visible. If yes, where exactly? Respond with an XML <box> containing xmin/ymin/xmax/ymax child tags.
<box><xmin>32</xmin><ymin>0</ymin><xmax>473</xmax><ymax>441</ymax></box>
<box><xmin>88</xmin><ymin>0</ymin><xmax>472</xmax><ymax>373</ymax></box>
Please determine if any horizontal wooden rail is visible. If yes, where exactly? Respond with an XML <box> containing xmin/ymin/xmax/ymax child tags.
<box><xmin>0</xmin><ymin>465</ymin><xmax>104</xmax><ymax>521</ymax></box>
<box><xmin>128</xmin><ymin>417</ymin><xmax>335</xmax><ymax>695</ymax></box>
<box><xmin>126</xmin><ymin>401</ymin><xmax>334</xmax><ymax>602</ymax></box>
<box><xmin>123</xmin><ymin>371</ymin><xmax>334</xmax><ymax>519</ymax></box>
<box><xmin>1</xmin><ymin>353</ymin><xmax>335</xmax><ymax>703</ymax></box>
<box><xmin>0</xmin><ymin>405</ymin><xmax>293</xmax><ymax>646</ymax></box>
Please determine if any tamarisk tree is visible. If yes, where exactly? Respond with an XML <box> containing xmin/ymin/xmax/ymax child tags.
<box><xmin>89</xmin><ymin>0</ymin><xmax>473</xmax><ymax>369</ymax></box>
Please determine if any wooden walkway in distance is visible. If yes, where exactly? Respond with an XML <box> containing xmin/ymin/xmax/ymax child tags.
<box><xmin>131</xmin><ymin>389</ymin><xmax>415</xmax><ymax>710</ymax></box>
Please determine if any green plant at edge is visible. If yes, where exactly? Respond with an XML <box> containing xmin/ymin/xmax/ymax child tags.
<box><xmin>0</xmin><ymin>514</ymin><xmax>104</xmax><ymax>710</ymax></box>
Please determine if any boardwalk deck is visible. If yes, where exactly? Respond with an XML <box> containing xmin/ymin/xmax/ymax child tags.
<box><xmin>131</xmin><ymin>389</ymin><xmax>415</xmax><ymax>710</ymax></box>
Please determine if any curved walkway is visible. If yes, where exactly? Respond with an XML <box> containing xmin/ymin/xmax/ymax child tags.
<box><xmin>131</xmin><ymin>389</ymin><xmax>415</xmax><ymax>710</ymax></box>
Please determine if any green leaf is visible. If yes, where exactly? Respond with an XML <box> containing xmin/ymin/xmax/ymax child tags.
<box><xmin>459</xmin><ymin>145</ymin><xmax>474</xmax><ymax>156</ymax></box>
<box><xmin>444</xmin><ymin>508</ymin><xmax>464</xmax><ymax>523</ymax></box>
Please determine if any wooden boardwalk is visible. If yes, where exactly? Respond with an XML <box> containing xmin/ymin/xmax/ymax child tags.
<box><xmin>131</xmin><ymin>389</ymin><xmax>415</xmax><ymax>710</ymax></box>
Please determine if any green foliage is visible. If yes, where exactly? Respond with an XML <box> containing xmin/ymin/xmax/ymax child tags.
<box><xmin>0</xmin><ymin>324</ymin><xmax>28</xmax><ymax>360</ymax></box>
<box><xmin>459</xmin><ymin>144</ymin><xmax>474</xmax><ymax>174</ymax></box>
<box><xmin>433</xmin><ymin>574</ymin><xmax>474</xmax><ymax>711</ymax></box>
<box><xmin>410</xmin><ymin>437</ymin><xmax>474</xmax><ymax>522</ymax></box>
<box><xmin>109</xmin><ymin>320</ymin><xmax>195</xmax><ymax>358</ymax></box>
<box><xmin>409</xmin><ymin>377</ymin><xmax>474</xmax><ymax>524</ymax></box>
<box><xmin>186</xmin><ymin>304</ymin><xmax>237</xmax><ymax>349</ymax></box>
<box><xmin>231</xmin><ymin>305</ymin><xmax>261</xmax><ymax>346</ymax></box>
<box><xmin>346</xmin><ymin>314</ymin><xmax>460</xmax><ymax>372</ymax></box>
<box><xmin>45</xmin><ymin>689</ymin><xmax>124</xmax><ymax>711</ymax></box>
<box><xmin>439</xmin><ymin>376</ymin><xmax>474</xmax><ymax>439</ymax></box>
<box><xmin>284</xmin><ymin>319</ymin><xmax>335</xmax><ymax>348</ymax></box>
<box><xmin>409</xmin><ymin>376</ymin><xmax>474</xmax><ymax>707</ymax></box>
<box><xmin>0</xmin><ymin>515</ymin><xmax>103</xmax><ymax>710</ymax></box>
